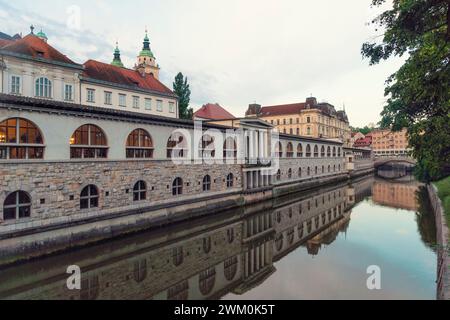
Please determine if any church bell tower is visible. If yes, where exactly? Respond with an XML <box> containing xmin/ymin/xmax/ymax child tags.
<box><xmin>135</xmin><ymin>30</ymin><xmax>160</xmax><ymax>79</ymax></box>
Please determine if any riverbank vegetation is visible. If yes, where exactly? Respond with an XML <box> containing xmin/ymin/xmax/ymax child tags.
<box><xmin>362</xmin><ymin>0</ymin><xmax>450</xmax><ymax>182</ymax></box>
<box><xmin>434</xmin><ymin>176</ymin><xmax>450</xmax><ymax>226</ymax></box>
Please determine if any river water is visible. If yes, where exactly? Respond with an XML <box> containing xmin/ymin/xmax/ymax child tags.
<box><xmin>0</xmin><ymin>172</ymin><xmax>437</xmax><ymax>300</ymax></box>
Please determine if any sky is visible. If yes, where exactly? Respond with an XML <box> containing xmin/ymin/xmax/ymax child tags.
<box><xmin>0</xmin><ymin>0</ymin><xmax>405</xmax><ymax>127</ymax></box>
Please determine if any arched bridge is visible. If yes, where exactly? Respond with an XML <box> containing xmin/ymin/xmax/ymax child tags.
<box><xmin>374</xmin><ymin>156</ymin><xmax>416</xmax><ymax>168</ymax></box>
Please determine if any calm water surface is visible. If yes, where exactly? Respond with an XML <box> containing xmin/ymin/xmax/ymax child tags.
<box><xmin>0</xmin><ymin>173</ymin><xmax>437</xmax><ymax>300</ymax></box>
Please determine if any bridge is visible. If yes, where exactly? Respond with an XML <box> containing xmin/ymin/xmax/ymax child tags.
<box><xmin>374</xmin><ymin>156</ymin><xmax>416</xmax><ymax>168</ymax></box>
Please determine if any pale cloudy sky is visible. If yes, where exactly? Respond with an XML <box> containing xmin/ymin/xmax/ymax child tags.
<box><xmin>0</xmin><ymin>0</ymin><xmax>404</xmax><ymax>127</ymax></box>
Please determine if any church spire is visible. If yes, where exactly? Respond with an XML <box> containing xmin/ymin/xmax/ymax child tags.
<box><xmin>139</xmin><ymin>29</ymin><xmax>154</xmax><ymax>58</ymax></box>
<box><xmin>111</xmin><ymin>42</ymin><xmax>124</xmax><ymax>68</ymax></box>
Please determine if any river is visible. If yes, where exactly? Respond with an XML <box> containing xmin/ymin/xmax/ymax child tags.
<box><xmin>0</xmin><ymin>171</ymin><xmax>437</xmax><ymax>300</ymax></box>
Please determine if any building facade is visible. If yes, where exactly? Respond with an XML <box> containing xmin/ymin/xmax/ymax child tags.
<box><xmin>0</xmin><ymin>28</ymin><xmax>178</xmax><ymax>118</ymax></box>
<box><xmin>371</xmin><ymin>128</ymin><xmax>410</xmax><ymax>157</ymax></box>
<box><xmin>245</xmin><ymin>97</ymin><xmax>351</xmax><ymax>147</ymax></box>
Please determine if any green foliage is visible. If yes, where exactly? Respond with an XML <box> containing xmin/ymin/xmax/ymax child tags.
<box><xmin>362</xmin><ymin>0</ymin><xmax>450</xmax><ymax>181</ymax></box>
<box><xmin>434</xmin><ymin>176</ymin><xmax>450</xmax><ymax>226</ymax></box>
<box><xmin>173</xmin><ymin>72</ymin><xmax>193</xmax><ymax>119</ymax></box>
<box><xmin>351</xmin><ymin>126</ymin><xmax>373</xmax><ymax>135</ymax></box>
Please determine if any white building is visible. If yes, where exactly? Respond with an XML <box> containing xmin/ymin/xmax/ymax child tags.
<box><xmin>0</xmin><ymin>27</ymin><xmax>179</xmax><ymax>118</ymax></box>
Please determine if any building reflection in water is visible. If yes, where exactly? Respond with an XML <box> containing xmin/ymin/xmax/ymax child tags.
<box><xmin>0</xmin><ymin>174</ymin><xmax>431</xmax><ymax>300</ymax></box>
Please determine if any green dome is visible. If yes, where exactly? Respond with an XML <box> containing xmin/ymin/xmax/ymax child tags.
<box><xmin>140</xmin><ymin>31</ymin><xmax>154</xmax><ymax>58</ymax></box>
<box><xmin>36</xmin><ymin>29</ymin><xmax>48</xmax><ymax>40</ymax></box>
<box><xmin>111</xmin><ymin>42</ymin><xmax>124</xmax><ymax>68</ymax></box>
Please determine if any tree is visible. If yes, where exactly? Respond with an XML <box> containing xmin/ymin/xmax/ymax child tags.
<box><xmin>173</xmin><ymin>72</ymin><xmax>193</xmax><ymax>119</ymax></box>
<box><xmin>351</xmin><ymin>126</ymin><xmax>373</xmax><ymax>135</ymax></box>
<box><xmin>361</xmin><ymin>0</ymin><xmax>450</xmax><ymax>181</ymax></box>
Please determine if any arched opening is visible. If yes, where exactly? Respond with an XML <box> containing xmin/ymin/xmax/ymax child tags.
<box><xmin>133</xmin><ymin>180</ymin><xmax>147</xmax><ymax>201</ymax></box>
<box><xmin>3</xmin><ymin>191</ymin><xmax>31</xmax><ymax>220</ymax></box>
<box><xmin>321</xmin><ymin>146</ymin><xmax>325</xmax><ymax>157</ymax></box>
<box><xmin>306</xmin><ymin>144</ymin><xmax>311</xmax><ymax>157</ymax></box>
<box><xmin>223</xmin><ymin>137</ymin><xmax>237</xmax><ymax>159</ymax></box>
<box><xmin>314</xmin><ymin>145</ymin><xmax>319</xmax><ymax>157</ymax></box>
<box><xmin>70</xmin><ymin>124</ymin><xmax>108</xmax><ymax>159</ymax></box>
<box><xmin>226</xmin><ymin>173</ymin><xmax>234</xmax><ymax>188</ymax></box>
<box><xmin>0</xmin><ymin>118</ymin><xmax>44</xmax><ymax>159</ymax></box>
<box><xmin>172</xmin><ymin>178</ymin><xmax>183</xmax><ymax>196</ymax></box>
<box><xmin>199</xmin><ymin>134</ymin><xmax>215</xmax><ymax>159</ymax></box>
<box><xmin>126</xmin><ymin>129</ymin><xmax>154</xmax><ymax>158</ymax></box>
<box><xmin>286</xmin><ymin>142</ymin><xmax>294</xmax><ymax>158</ymax></box>
<box><xmin>80</xmin><ymin>185</ymin><xmax>99</xmax><ymax>209</ymax></box>
<box><xmin>167</xmin><ymin>132</ymin><xmax>188</xmax><ymax>159</ymax></box>
<box><xmin>275</xmin><ymin>141</ymin><xmax>283</xmax><ymax>158</ymax></box>
<box><xmin>199</xmin><ymin>268</ymin><xmax>216</xmax><ymax>296</ymax></box>
<box><xmin>203</xmin><ymin>175</ymin><xmax>211</xmax><ymax>191</ymax></box>
<box><xmin>297</xmin><ymin>144</ymin><xmax>303</xmax><ymax>157</ymax></box>
<box><xmin>327</xmin><ymin>146</ymin><xmax>331</xmax><ymax>157</ymax></box>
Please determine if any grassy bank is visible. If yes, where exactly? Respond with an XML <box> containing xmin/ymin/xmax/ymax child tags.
<box><xmin>434</xmin><ymin>176</ymin><xmax>450</xmax><ymax>227</ymax></box>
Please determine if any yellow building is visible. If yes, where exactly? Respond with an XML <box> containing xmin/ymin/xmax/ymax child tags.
<box><xmin>245</xmin><ymin>97</ymin><xmax>351</xmax><ymax>147</ymax></box>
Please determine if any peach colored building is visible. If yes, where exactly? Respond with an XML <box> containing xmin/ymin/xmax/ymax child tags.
<box><xmin>371</xmin><ymin>128</ymin><xmax>410</xmax><ymax>157</ymax></box>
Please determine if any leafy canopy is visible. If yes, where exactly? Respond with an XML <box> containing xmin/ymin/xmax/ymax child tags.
<box><xmin>361</xmin><ymin>0</ymin><xmax>450</xmax><ymax>181</ymax></box>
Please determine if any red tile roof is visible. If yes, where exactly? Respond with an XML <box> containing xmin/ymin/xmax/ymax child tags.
<box><xmin>260</xmin><ymin>103</ymin><xmax>306</xmax><ymax>116</ymax></box>
<box><xmin>0</xmin><ymin>39</ymin><xmax>13</xmax><ymax>48</ymax></box>
<box><xmin>194</xmin><ymin>103</ymin><xmax>236</xmax><ymax>120</ymax></box>
<box><xmin>82</xmin><ymin>60</ymin><xmax>175</xmax><ymax>96</ymax></box>
<box><xmin>0</xmin><ymin>34</ymin><xmax>79</xmax><ymax>66</ymax></box>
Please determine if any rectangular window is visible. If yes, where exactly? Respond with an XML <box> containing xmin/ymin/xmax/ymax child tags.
<box><xmin>133</xmin><ymin>96</ymin><xmax>140</xmax><ymax>109</ymax></box>
<box><xmin>119</xmin><ymin>94</ymin><xmax>127</xmax><ymax>107</ymax></box>
<box><xmin>144</xmin><ymin>98</ymin><xmax>152</xmax><ymax>110</ymax></box>
<box><xmin>64</xmin><ymin>84</ymin><xmax>73</xmax><ymax>101</ymax></box>
<box><xmin>10</xmin><ymin>76</ymin><xmax>21</xmax><ymax>94</ymax></box>
<box><xmin>86</xmin><ymin>89</ymin><xmax>95</xmax><ymax>103</ymax></box>
<box><xmin>104</xmin><ymin>91</ymin><xmax>112</xmax><ymax>105</ymax></box>
<box><xmin>169</xmin><ymin>102</ymin><xmax>175</xmax><ymax>113</ymax></box>
<box><xmin>157</xmin><ymin>100</ymin><xmax>163</xmax><ymax>112</ymax></box>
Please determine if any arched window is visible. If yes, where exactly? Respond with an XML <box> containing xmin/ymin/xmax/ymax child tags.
<box><xmin>298</xmin><ymin>224</ymin><xmax>304</xmax><ymax>239</ymax></box>
<box><xmin>203</xmin><ymin>237</ymin><xmax>212</xmax><ymax>254</ymax></box>
<box><xmin>275</xmin><ymin>141</ymin><xmax>283</xmax><ymax>158</ymax></box>
<box><xmin>315</xmin><ymin>166</ymin><xmax>318</xmax><ymax>175</ymax></box>
<box><xmin>80</xmin><ymin>274</ymin><xmax>99</xmax><ymax>300</ymax></box>
<box><xmin>172</xmin><ymin>247</ymin><xmax>184</xmax><ymax>267</ymax></box>
<box><xmin>203</xmin><ymin>175</ymin><xmax>211</xmax><ymax>191</ymax></box>
<box><xmin>133</xmin><ymin>180</ymin><xmax>147</xmax><ymax>201</ymax></box>
<box><xmin>70</xmin><ymin>125</ymin><xmax>108</xmax><ymax>159</ymax></box>
<box><xmin>3</xmin><ymin>191</ymin><xmax>31</xmax><ymax>220</ymax></box>
<box><xmin>167</xmin><ymin>280</ymin><xmax>189</xmax><ymax>300</ymax></box>
<box><xmin>0</xmin><ymin>118</ymin><xmax>44</xmax><ymax>159</ymax></box>
<box><xmin>223</xmin><ymin>137</ymin><xmax>237</xmax><ymax>159</ymax></box>
<box><xmin>133</xmin><ymin>259</ymin><xmax>147</xmax><ymax>283</ymax></box>
<box><xmin>314</xmin><ymin>145</ymin><xmax>319</xmax><ymax>157</ymax></box>
<box><xmin>333</xmin><ymin>147</ymin><xmax>336</xmax><ymax>157</ymax></box>
<box><xmin>227</xmin><ymin>228</ymin><xmax>235</xmax><ymax>243</ymax></box>
<box><xmin>307</xmin><ymin>167</ymin><xmax>311</xmax><ymax>176</ymax></box>
<box><xmin>327</xmin><ymin>146</ymin><xmax>331</xmax><ymax>157</ymax></box>
<box><xmin>275</xmin><ymin>234</ymin><xmax>284</xmax><ymax>251</ymax></box>
<box><xmin>298</xmin><ymin>167</ymin><xmax>302</xmax><ymax>178</ymax></box>
<box><xmin>328</xmin><ymin>165</ymin><xmax>331</xmax><ymax>173</ymax></box>
<box><xmin>307</xmin><ymin>127</ymin><xmax>311</xmax><ymax>135</ymax></box>
<box><xmin>338</xmin><ymin>148</ymin><xmax>342</xmax><ymax>157</ymax></box>
<box><xmin>35</xmin><ymin>77</ymin><xmax>52</xmax><ymax>98</ymax></box>
<box><xmin>297</xmin><ymin>144</ymin><xmax>303</xmax><ymax>157</ymax></box>
<box><xmin>321</xmin><ymin>146</ymin><xmax>325</xmax><ymax>157</ymax></box>
<box><xmin>276</xmin><ymin>169</ymin><xmax>281</xmax><ymax>181</ymax></box>
<box><xmin>167</xmin><ymin>132</ymin><xmax>188</xmax><ymax>159</ymax></box>
<box><xmin>199</xmin><ymin>267</ymin><xmax>216</xmax><ymax>296</ymax></box>
<box><xmin>322</xmin><ymin>165</ymin><xmax>325</xmax><ymax>174</ymax></box>
<box><xmin>339</xmin><ymin>164</ymin><xmax>341</xmax><ymax>171</ymax></box>
<box><xmin>224</xmin><ymin>256</ymin><xmax>238</xmax><ymax>281</ymax></box>
<box><xmin>334</xmin><ymin>165</ymin><xmax>336</xmax><ymax>172</ymax></box>
<box><xmin>80</xmin><ymin>185</ymin><xmax>99</xmax><ymax>209</ymax></box>
<box><xmin>199</xmin><ymin>134</ymin><xmax>215</xmax><ymax>159</ymax></box>
<box><xmin>288</xmin><ymin>168</ymin><xmax>292</xmax><ymax>179</ymax></box>
<box><xmin>126</xmin><ymin>129</ymin><xmax>153</xmax><ymax>158</ymax></box>
<box><xmin>286</xmin><ymin>142</ymin><xmax>294</xmax><ymax>158</ymax></box>
<box><xmin>306</xmin><ymin>144</ymin><xmax>311</xmax><ymax>157</ymax></box>
<box><xmin>172</xmin><ymin>178</ymin><xmax>183</xmax><ymax>196</ymax></box>
<box><xmin>287</xmin><ymin>228</ymin><xmax>295</xmax><ymax>245</ymax></box>
<box><xmin>226</xmin><ymin>173</ymin><xmax>234</xmax><ymax>188</ymax></box>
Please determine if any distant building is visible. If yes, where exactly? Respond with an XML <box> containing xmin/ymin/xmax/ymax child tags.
<box><xmin>350</xmin><ymin>132</ymin><xmax>365</xmax><ymax>146</ymax></box>
<box><xmin>371</xmin><ymin>128</ymin><xmax>409</xmax><ymax>157</ymax></box>
<box><xmin>0</xmin><ymin>27</ymin><xmax>178</xmax><ymax>118</ymax></box>
<box><xmin>193</xmin><ymin>103</ymin><xmax>236</xmax><ymax>121</ymax></box>
<box><xmin>245</xmin><ymin>97</ymin><xmax>352</xmax><ymax>147</ymax></box>
<box><xmin>353</xmin><ymin>135</ymin><xmax>372</xmax><ymax>148</ymax></box>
